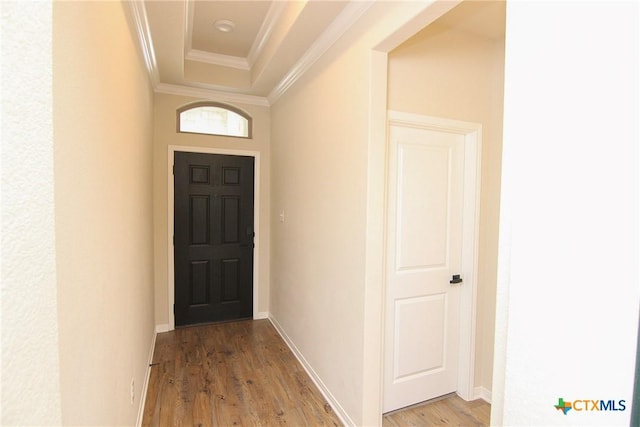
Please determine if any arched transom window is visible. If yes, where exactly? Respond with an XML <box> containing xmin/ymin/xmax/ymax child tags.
<box><xmin>177</xmin><ymin>102</ymin><xmax>252</xmax><ymax>138</ymax></box>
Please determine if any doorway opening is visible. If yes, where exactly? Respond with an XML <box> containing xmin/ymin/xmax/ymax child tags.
<box><xmin>167</xmin><ymin>146</ymin><xmax>262</xmax><ymax>330</ymax></box>
<box><xmin>363</xmin><ymin>0</ymin><xmax>506</xmax><ymax>422</ymax></box>
<box><xmin>173</xmin><ymin>151</ymin><xmax>254</xmax><ymax>326</ymax></box>
<box><xmin>383</xmin><ymin>111</ymin><xmax>482</xmax><ymax>412</ymax></box>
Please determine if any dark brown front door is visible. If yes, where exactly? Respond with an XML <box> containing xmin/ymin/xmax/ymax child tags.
<box><xmin>174</xmin><ymin>151</ymin><xmax>254</xmax><ymax>326</ymax></box>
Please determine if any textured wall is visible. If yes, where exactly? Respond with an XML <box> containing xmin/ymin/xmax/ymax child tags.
<box><xmin>493</xmin><ymin>1</ymin><xmax>639</xmax><ymax>425</ymax></box>
<box><xmin>1</xmin><ymin>2</ymin><xmax>63</xmax><ymax>425</ymax></box>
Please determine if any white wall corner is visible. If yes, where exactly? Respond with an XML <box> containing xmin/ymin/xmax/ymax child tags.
<box><xmin>268</xmin><ymin>315</ymin><xmax>356</xmax><ymax>426</ymax></box>
<box><xmin>472</xmin><ymin>386</ymin><xmax>492</xmax><ymax>404</ymax></box>
<box><xmin>254</xmin><ymin>311</ymin><xmax>269</xmax><ymax>320</ymax></box>
<box><xmin>155</xmin><ymin>324</ymin><xmax>170</xmax><ymax>333</ymax></box>
<box><xmin>136</xmin><ymin>330</ymin><xmax>157</xmax><ymax>427</ymax></box>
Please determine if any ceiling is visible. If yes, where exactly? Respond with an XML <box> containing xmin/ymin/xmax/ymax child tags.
<box><xmin>133</xmin><ymin>0</ymin><xmax>505</xmax><ymax>106</ymax></box>
<box><xmin>138</xmin><ymin>0</ymin><xmax>361</xmax><ymax>105</ymax></box>
<box><xmin>433</xmin><ymin>0</ymin><xmax>505</xmax><ymax>40</ymax></box>
<box><xmin>190</xmin><ymin>1</ymin><xmax>272</xmax><ymax>58</ymax></box>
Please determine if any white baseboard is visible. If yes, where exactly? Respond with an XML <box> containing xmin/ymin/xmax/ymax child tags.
<box><xmin>473</xmin><ymin>386</ymin><xmax>492</xmax><ymax>403</ymax></box>
<box><xmin>268</xmin><ymin>315</ymin><xmax>354</xmax><ymax>426</ymax></box>
<box><xmin>254</xmin><ymin>311</ymin><xmax>269</xmax><ymax>320</ymax></box>
<box><xmin>155</xmin><ymin>323</ymin><xmax>169</xmax><ymax>333</ymax></box>
<box><xmin>136</xmin><ymin>328</ymin><xmax>157</xmax><ymax>427</ymax></box>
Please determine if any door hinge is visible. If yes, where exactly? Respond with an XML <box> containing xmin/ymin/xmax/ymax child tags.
<box><xmin>173</xmin><ymin>303</ymin><xmax>175</xmax><ymax>314</ymax></box>
<box><xmin>172</xmin><ymin>165</ymin><xmax>175</xmax><ymax>175</ymax></box>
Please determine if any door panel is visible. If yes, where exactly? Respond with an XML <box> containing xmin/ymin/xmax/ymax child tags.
<box><xmin>395</xmin><ymin>294</ymin><xmax>447</xmax><ymax>379</ymax></box>
<box><xmin>397</xmin><ymin>144</ymin><xmax>450</xmax><ymax>270</ymax></box>
<box><xmin>384</xmin><ymin>124</ymin><xmax>464</xmax><ymax>412</ymax></box>
<box><xmin>174</xmin><ymin>152</ymin><xmax>254</xmax><ymax>326</ymax></box>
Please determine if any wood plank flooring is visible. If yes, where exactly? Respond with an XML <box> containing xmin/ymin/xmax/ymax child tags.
<box><xmin>141</xmin><ymin>319</ymin><xmax>341</xmax><ymax>426</ymax></box>
<box><xmin>383</xmin><ymin>394</ymin><xmax>490</xmax><ymax>427</ymax></box>
<box><xmin>142</xmin><ymin>319</ymin><xmax>490</xmax><ymax>426</ymax></box>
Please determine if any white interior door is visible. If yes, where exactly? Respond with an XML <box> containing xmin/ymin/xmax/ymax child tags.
<box><xmin>383</xmin><ymin>119</ymin><xmax>466</xmax><ymax>413</ymax></box>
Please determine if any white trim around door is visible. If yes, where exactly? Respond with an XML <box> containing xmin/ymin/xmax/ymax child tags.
<box><xmin>385</xmin><ymin>110</ymin><xmax>482</xmax><ymax>404</ymax></box>
<box><xmin>167</xmin><ymin>145</ymin><xmax>262</xmax><ymax>330</ymax></box>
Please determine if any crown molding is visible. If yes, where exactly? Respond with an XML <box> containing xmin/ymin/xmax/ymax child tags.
<box><xmin>247</xmin><ymin>1</ymin><xmax>287</xmax><ymax>67</ymax></box>
<box><xmin>126</xmin><ymin>0</ymin><xmax>160</xmax><ymax>87</ymax></box>
<box><xmin>184</xmin><ymin>0</ymin><xmax>250</xmax><ymax>70</ymax></box>
<box><xmin>185</xmin><ymin>49</ymin><xmax>250</xmax><ymax>70</ymax></box>
<box><xmin>267</xmin><ymin>1</ymin><xmax>373</xmax><ymax>105</ymax></box>
<box><xmin>128</xmin><ymin>0</ymin><xmax>369</xmax><ymax>110</ymax></box>
<box><xmin>184</xmin><ymin>0</ymin><xmax>284</xmax><ymax>70</ymax></box>
<box><xmin>184</xmin><ymin>0</ymin><xmax>195</xmax><ymax>55</ymax></box>
<box><xmin>155</xmin><ymin>83</ymin><xmax>270</xmax><ymax>107</ymax></box>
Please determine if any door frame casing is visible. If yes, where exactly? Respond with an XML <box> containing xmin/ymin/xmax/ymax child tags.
<box><xmin>385</xmin><ymin>110</ymin><xmax>482</xmax><ymax>403</ymax></box>
<box><xmin>167</xmin><ymin>145</ymin><xmax>261</xmax><ymax>331</ymax></box>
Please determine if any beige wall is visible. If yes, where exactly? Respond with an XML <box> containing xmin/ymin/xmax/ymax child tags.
<box><xmin>388</xmin><ymin>8</ymin><xmax>505</xmax><ymax>393</ymax></box>
<box><xmin>270</xmin><ymin>44</ymin><xmax>369</xmax><ymax>426</ymax></box>
<box><xmin>152</xmin><ymin>93</ymin><xmax>271</xmax><ymax>327</ymax></box>
<box><xmin>53</xmin><ymin>2</ymin><xmax>155</xmax><ymax>425</ymax></box>
<box><xmin>268</xmin><ymin>2</ymin><xmax>446</xmax><ymax>423</ymax></box>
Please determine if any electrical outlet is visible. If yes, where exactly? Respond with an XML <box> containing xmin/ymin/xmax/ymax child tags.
<box><xmin>130</xmin><ymin>378</ymin><xmax>135</xmax><ymax>405</ymax></box>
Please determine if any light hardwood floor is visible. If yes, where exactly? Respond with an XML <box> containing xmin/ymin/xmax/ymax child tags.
<box><xmin>142</xmin><ymin>319</ymin><xmax>490</xmax><ymax>426</ymax></box>
<box><xmin>383</xmin><ymin>394</ymin><xmax>490</xmax><ymax>427</ymax></box>
<box><xmin>142</xmin><ymin>319</ymin><xmax>341</xmax><ymax>426</ymax></box>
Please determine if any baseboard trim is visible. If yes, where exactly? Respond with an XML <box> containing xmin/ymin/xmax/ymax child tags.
<box><xmin>136</xmin><ymin>328</ymin><xmax>157</xmax><ymax>427</ymax></box>
<box><xmin>155</xmin><ymin>323</ymin><xmax>169</xmax><ymax>333</ymax></box>
<box><xmin>254</xmin><ymin>311</ymin><xmax>269</xmax><ymax>320</ymax></box>
<box><xmin>473</xmin><ymin>386</ymin><xmax>492</xmax><ymax>403</ymax></box>
<box><xmin>268</xmin><ymin>315</ymin><xmax>355</xmax><ymax>426</ymax></box>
